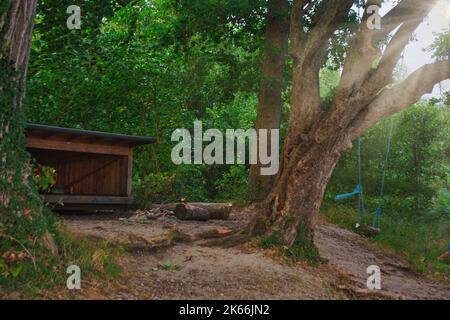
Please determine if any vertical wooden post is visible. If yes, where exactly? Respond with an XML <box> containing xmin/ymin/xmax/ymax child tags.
<box><xmin>126</xmin><ymin>151</ymin><xmax>133</xmax><ymax>197</ymax></box>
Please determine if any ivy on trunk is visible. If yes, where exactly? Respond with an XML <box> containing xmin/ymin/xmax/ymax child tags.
<box><xmin>1</xmin><ymin>0</ymin><xmax>59</xmax><ymax>285</ymax></box>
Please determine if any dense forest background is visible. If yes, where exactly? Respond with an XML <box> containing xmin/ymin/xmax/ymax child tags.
<box><xmin>25</xmin><ymin>0</ymin><xmax>449</xmax><ymax>275</ymax></box>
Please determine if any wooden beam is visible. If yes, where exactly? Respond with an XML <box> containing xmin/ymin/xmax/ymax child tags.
<box><xmin>41</xmin><ymin>195</ymin><xmax>133</xmax><ymax>205</ymax></box>
<box><xmin>126</xmin><ymin>152</ymin><xmax>133</xmax><ymax>197</ymax></box>
<box><xmin>26</xmin><ymin>137</ymin><xmax>131</xmax><ymax>156</ymax></box>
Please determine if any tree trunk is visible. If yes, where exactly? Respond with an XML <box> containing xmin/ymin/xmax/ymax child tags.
<box><xmin>246</xmin><ymin>121</ymin><xmax>352</xmax><ymax>248</ymax></box>
<box><xmin>1</xmin><ymin>0</ymin><xmax>38</xmax><ymax>210</ymax></box>
<box><xmin>0</xmin><ymin>0</ymin><xmax>62</xmax><ymax>262</ymax></box>
<box><xmin>247</xmin><ymin>0</ymin><xmax>289</xmax><ymax>201</ymax></box>
<box><xmin>245</xmin><ymin>0</ymin><xmax>354</xmax><ymax>251</ymax></box>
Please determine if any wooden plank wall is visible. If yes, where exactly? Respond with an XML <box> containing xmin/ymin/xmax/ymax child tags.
<box><xmin>29</xmin><ymin>149</ymin><xmax>129</xmax><ymax>196</ymax></box>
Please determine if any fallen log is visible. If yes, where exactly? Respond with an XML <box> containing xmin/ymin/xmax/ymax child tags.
<box><xmin>152</xmin><ymin>203</ymin><xmax>232</xmax><ymax>220</ymax></box>
<box><xmin>175</xmin><ymin>203</ymin><xmax>209</xmax><ymax>221</ymax></box>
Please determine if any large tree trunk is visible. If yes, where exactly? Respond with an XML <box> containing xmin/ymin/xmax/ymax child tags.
<box><xmin>245</xmin><ymin>108</ymin><xmax>352</xmax><ymax>247</ymax></box>
<box><xmin>245</xmin><ymin>0</ymin><xmax>354</xmax><ymax>247</ymax></box>
<box><xmin>247</xmin><ymin>0</ymin><xmax>289</xmax><ymax>201</ymax></box>
<box><xmin>1</xmin><ymin>0</ymin><xmax>38</xmax><ymax>210</ymax></box>
<box><xmin>1</xmin><ymin>0</ymin><xmax>61</xmax><ymax>267</ymax></box>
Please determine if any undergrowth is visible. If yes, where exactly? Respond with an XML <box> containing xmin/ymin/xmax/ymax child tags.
<box><xmin>0</xmin><ymin>209</ymin><xmax>122</xmax><ymax>298</ymax></box>
<box><xmin>320</xmin><ymin>202</ymin><xmax>450</xmax><ymax>279</ymax></box>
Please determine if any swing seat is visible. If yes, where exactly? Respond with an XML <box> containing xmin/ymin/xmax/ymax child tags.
<box><xmin>335</xmin><ymin>184</ymin><xmax>362</xmax><ymax>200</ymax></box>
<box><xmin>356</xmin><ymin>224</ymin><xmax>381</xmax><ymax>237</ymax></box>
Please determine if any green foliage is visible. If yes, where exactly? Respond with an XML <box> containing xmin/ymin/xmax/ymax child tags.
<box><xmin>215</xmin><ymin>166</ymin><xmax>249</xmax><ymax>201</ymax></box>
<box><xmin>26</xmin><ymin>0</ymin><xmax>357</xmax><ymax>206</ymax></box>
<box><xmin>319</xmin><ymin>68</ymin><xmax>340</xmax><ymax>110</ymax></box>
<box><xmin>259</xmin><ymin>232</ymin><xmax>282</xmax><ymax>250</ymax></box>
<box><xmin>27</xmin><ymin>0</ymin><xmax>265</xmax><ymax>205</ymax></box>
<box><xmin>134</xmin><ymin>165</ymin><xmax>209</xmax><ymax>205</ymax></box>
<box><xmin>431</xmin><ymin>186</ymin><xmax>450</xmax><ymax>217</ymax></box>
<box><xmin>156</xmin><ymin>261</ymin><xmax>179</xmax><ymax>271</ymax></box>
<box><xmin>33</xmin><ymin>164</ymin><xmax>56</xmax><ymax>193</ymax></box>
<box><xmin>329</xmin><ymin>102</ymin><xmax>450</xmax><ymax>214</ymax></box>
<box><xmin>426</xmin><ymin>31</ymin><xmax>450</xmax><ymax>61</ymax></box>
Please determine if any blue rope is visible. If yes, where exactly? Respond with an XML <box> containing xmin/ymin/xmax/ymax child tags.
<box><xmin>358</xmin><ymin>138</ymin><xmax>368</xmax><ymax>226</ymax></box>
<box><xmin>373</xmin><ymin>118</ymin><xmax>395</xmax><ymax>229</ymax></box>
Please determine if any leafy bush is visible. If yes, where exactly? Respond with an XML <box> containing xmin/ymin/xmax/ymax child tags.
<box><xmin>134</xmin><ymin>165</ymin><xmax>209</xmax><ymax>206</ymax></box>
<box><xmin>33</xmin><ymin>164</ymin><xmax>56</xmax><ymax>193</ymax></box>
<box><xmin>430</xmin><ymin>187</ymin><xmax>450</xmax><ymax>216</ymax></box>
<box><xmin>431</xmin><ymin>176</ymin><xmax>450</xmax><ymax>218</ymax></box>
<box><xmin>215</xmin><ymin>165</ymin><xmax>249</xmax><ymax>201</ymax></box>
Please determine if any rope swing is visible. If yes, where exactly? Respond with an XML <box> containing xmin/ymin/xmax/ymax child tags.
<box><xmin>335</xmin><ymin>118</ymin><xmax>395</xmax><ymax>234</ymax></box>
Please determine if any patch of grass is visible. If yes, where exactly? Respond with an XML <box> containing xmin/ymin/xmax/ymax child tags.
<box><xmin>156</xmin><ymin>262</ymin><xmax>179</xmax><ymax>271</ymax></box>
<box><xmin>259</xmin><ymin>230</ymin><xmax>283</xmax><ymax>249</ymax></box>
<box><xmin>61</xmin><ymin>229</ymin><xmax>123</xmax><ymax>280</ymax></box>
<box><xmin>0</xmin><ymin>217</ymin><xmax>123</xmax><ymax>297</ymax></box>
<box><xmin>321</xmin><ymin>202</ymin><xmax>450</xmax><ymax>279</ymax></box>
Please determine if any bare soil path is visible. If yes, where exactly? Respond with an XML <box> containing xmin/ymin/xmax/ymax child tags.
<box><xmin>48</xmin><ymin>209</ymin><xmax>448</xmax><ymax>300</ymax></box>
<box><xmin>315</xmin><ymin>224</ymin><xmax>450</xmax><ymax>299</ymax></box>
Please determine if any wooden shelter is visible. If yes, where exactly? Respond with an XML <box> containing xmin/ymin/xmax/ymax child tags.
<box><xmin>25</xmin><ymin>123</ymin><xmax>155</xmax><ymax>210</ymax></box>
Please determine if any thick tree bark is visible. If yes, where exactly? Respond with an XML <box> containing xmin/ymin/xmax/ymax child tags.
<box><xmin>235</xmin><ymin>0</ymin><xmax>356</xmax><ymax>247</ymax></box>
<box><xmin>247</xmin><ymin>0</ymin><xmax>289</xmax><ymax>201</ymax></box>
<box><xmin>1</xmin><ymin>0</ymin><xmax>38</xmax><ymax>210</ymax></box>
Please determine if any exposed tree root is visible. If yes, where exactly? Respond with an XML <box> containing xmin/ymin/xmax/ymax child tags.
<box><xmin>200</xmin><ymin>230</ymin><xmax>252</xmax><ymax>248</ymax></box>
<box><xmin>195</xmin><ymin>227</ymin><xmax>234</xmax><ymax>240</ymax></box>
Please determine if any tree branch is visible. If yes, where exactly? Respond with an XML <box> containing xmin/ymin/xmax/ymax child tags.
<box><xmin>351</xmin><ymin>60</ymin><xmax>450</xmax><ymax>139</ymax></box>
<box><xmin>289</xmin><ymin>0</ymin><xmax>306</xmax><ymax>52</ymax></box>
<box><xmin>372</xmin><ymin>0</ymin><xmax>429</xmax><ymax>44</ymax></box>
<box><xmin>290</xmin><ymin>0</ymin><xmax>354</xmax><ymax>59</ymax></box>
<box><xmin>308</xmin><ymin>0</ymin><xmax>354</xmax><ymax>46</ymax></box>
<box><xmin>336</xmin><ymin>0</ymin><xmax>438</xmax><ymax>105</ymax></box>
<box><xmin>371</xmin><ymin>0</ymin><xmax>438</xmax><ymax>85</ymax></box>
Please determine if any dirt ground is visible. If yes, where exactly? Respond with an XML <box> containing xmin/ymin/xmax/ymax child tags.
<box><xmin>44</xmin><ymin>209</ymin><xmax>449</xmax><ymax>300</ymax></box>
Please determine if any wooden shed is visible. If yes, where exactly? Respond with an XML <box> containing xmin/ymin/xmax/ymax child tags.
<box><xmin>25</xmin><ymin>123</ymin><xmax>155</xmax><ymax>210</ymax></box>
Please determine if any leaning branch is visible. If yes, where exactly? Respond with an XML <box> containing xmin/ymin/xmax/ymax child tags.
<box><xmin>351</xmin><ymin>60</ymin><xmax>450</xmax><ymax>139</ymax></box>
<box><xmin>370</xmin><ymin>0</ymin><xmax>437</xmax><ymax>87</ymax></box>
